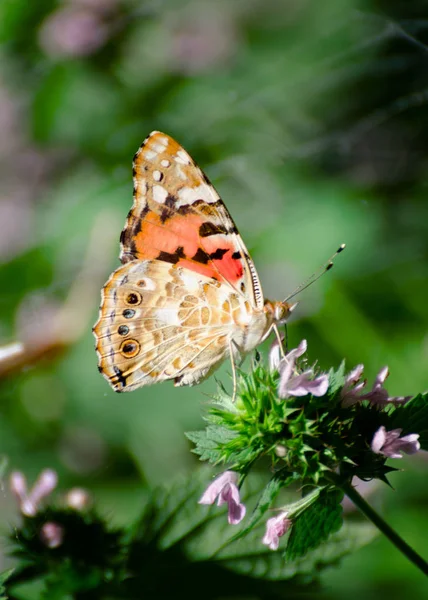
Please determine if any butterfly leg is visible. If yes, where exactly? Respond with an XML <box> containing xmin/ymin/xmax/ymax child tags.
<box><xmin>272</xmin><ymin>324</ymin><xmax>286</xmax><ymax>360</ymax></box>
<box><xmin>228</xmin><ymin>338</ymin><xmax>238</xmax><ymax>402</ymax></box>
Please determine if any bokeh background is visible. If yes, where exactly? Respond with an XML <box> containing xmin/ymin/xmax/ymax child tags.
<box><xmin>0</xmin><ymin>0</ymin><xmax>427</xmax><ymax>597</ymax></box>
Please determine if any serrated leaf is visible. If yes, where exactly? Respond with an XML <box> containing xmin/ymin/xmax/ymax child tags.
<box><xmin>0</xmin><ymin>568</ymin><xmax>14</xmax><ymax>599</ymax></box>
<box><xmin>390</xmin><ymin>393</ymin><xmax>428</xmax><ymax>442</ymax></box>
<box><xmin>186</xmin><ymin>425</ymin><xmax>237</xmax><ymax>462</ymax></box>
<box><xmin>328</xmin><ymin>361</ymin><xmax>346</xmax><ymax>395</ymax></box>
<box><xmin>285</xmin><ymin>489</ymin><xmax>343</xmax><ymax>560</ymax></box>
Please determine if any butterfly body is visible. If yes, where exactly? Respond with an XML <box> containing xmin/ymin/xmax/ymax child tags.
<box><xmin>93</xmin><ymin>132</ymin><xmax>292</xmax><ymax>392</ymax></box>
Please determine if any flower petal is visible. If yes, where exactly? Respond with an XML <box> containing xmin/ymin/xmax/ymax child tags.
<box><xmin>217</xmin><ymin>481</ymin><xmax>246</xmax><ymax>524</ymax></box>
<box><xmin>371</xmin><ymin>426</ymin><xmax>387</xmax><ymax>453</ymax></box>
<box><xmin>199</xmin><ymin>471</ymin><xmax>238</xmax><ymax>505</ymax></box>
<box><xmin>345</xmin><ymin>364</ymin><xmax>364</xmax><ymax>385</ymax></box>
<box><xmin>262</xmin><ymin>512</ymin><xmax>291</xmax><ymax>550</ymax></box>
<box><xmin>287</xmin><ymin>372</ymin><xmax>329</xmax><ymax>397</ymax></box>
<box><xmin>371</xmin><ymin>427</ymin><xmax>420</xmax><ymax>458</ymax></box>
<box><xmin>30</xmin><ymin>469</ymin><xmax>58</xmax><ymax>505</ymax></box>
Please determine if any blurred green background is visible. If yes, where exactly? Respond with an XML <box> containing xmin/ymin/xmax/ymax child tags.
<box><xmin>0</xmin><ymin>0</ymin><xmax>427</xmax><ymax>597</ymax></box>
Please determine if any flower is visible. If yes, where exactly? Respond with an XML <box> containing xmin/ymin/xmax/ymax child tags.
<box><xmin>262</xmin><ymin>512</ymin><xmax>292</xmax><ymax>550</ymax></box>
<box><xmin>10</xmin><ymin>469</ymin><xmax>58</xmax><ymax>516</ymax></box>
<box><xmin>199</xmin><ymin>471</ymin><xmax>246</xmax><ymax>525</ymax></box>
<box><xmin>65</xmin><ymin>487</ymin><xmax>92</xmax><ymax>511</ymax></box>
<box><xmin>371</xmin><ymin>426</ymin><xmax>420</xmax><ymax>458</ymax></box>
<box><xmin>341</xmin><ymin>365</ymin><xmax>411</xmax><ymax>408</ymax></box>
<box><xmin>38</xmin><ymin>7</ymin><xmax>109</xmax><ymax>58</ymax></box>
<box><xmin>40</xmin><ymin>522</ymin><xmax>64</xmax><ymax>548</ymax></box>
<box><xmin>278</xmin><ymin>340</ymin><xmax>328</xmax><ymax>399</ymax></box>
<box><xmin>340</xmin><ymin>364</ymin><xmax>366</xmax><ymax>407</ymax></box>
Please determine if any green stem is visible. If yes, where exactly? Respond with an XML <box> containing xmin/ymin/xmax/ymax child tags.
<box><xmin>341</xmin><ymin>479</ymin><xmax>428</xmax><ymax>577</ymax></box>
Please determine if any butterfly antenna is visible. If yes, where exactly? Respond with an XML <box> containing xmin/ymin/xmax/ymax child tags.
<box><xmin>284</xmin><ymin>244</ymin><xmax>346</xmax><ymax>302</ymax></box>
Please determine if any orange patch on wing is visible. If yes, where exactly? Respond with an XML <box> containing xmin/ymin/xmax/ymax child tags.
<box><xmin>134</xmin><ymin>212</ymin><xmax>203</xmax><ymax>258</ymax></box>
<box><xmin>132</xmin><ymin>210</ymin><xmax>244</xmax><ymax>284</ymax></box>
<box><xmin>212</xmin><ymin>250</ymin><xmax>244</xmax><ymax>284</ymax></box>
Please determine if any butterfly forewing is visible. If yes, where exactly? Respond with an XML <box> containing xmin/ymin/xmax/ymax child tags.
<box><xmin>120</xmin><ymin>131</ymin><xmax>264</xmax><ymax>310</ymax></box>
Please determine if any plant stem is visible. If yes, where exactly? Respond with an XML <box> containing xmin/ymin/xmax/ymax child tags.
<box><xmin>341</xmin><ymin>479</ymin><xmax>428</xmax><ymax>577</ymax></box>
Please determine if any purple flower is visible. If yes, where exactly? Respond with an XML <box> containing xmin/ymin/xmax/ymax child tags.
<box><xmin>199</xmin><ymin>471</ymin><xmax>246</xmax><ymax>525</ymax></box>
<box><xmin>40</xmin><ymin>522</ymin><xmax>64</xmax><ymax>548</ymax></box>
<box><xmin>371</xmin><ymin>426</ymin><xmax>420</xmax><ymax>459</ymax></box>
<box><xmin>341</xmin><ymin>365</ymin><xmax>411</xmax><ymax>408</ymax></box>
<box><xmin>341</xmin><ymin>364</ymin><xmax>366</xmax><ymax>407</ymax></box>
<box><xmin>278</xmin><ymin>340</ymin><xmax>328</xmax><ymax>398</ymax></box>
<box><xmin>262</xmin><ymin>512</ymin><xmax>292</xmax><ymax>550</ymax></box>
<box><xmin>10</xmin><ymin>469</ymin><xmax>58</xmax><ymax>516</ymax></box>
<box><xmin>39</xmin><ymin>7</ymin><xmax>109</xmax><ymax>58</ymax></box>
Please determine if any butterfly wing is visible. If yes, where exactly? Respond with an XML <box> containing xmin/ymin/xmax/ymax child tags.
<box><xmin>93</xmin><ymin>260</ymin><xmax>239</xmax><ymax>391</ymax></box>
<box><xmin>94</xmin><ymin>131</ymin><xmax>266</xmax><ymax>392</ymax></box>
<box><xmin>120</xmin><ymin>131</ymin><xmax>264</xmax><ymax>310</ymax></box>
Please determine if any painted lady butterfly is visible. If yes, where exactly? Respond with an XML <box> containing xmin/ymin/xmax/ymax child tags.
<box><xmin>93</xmin><ymin>132</ymin><xmax>294</xmax><ymax>392</ymax></box>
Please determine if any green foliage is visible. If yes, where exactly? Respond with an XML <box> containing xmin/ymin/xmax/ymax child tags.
<box><xmin>187</xmin><ymin>357</ymin><xmax>427</xmax><ymax>560</ymax></box>
<box><xmin>390</xmin><ymin>393</ymin><xmax>428</xmax><ymax>449</ymax></box>
<box><xmin>188</xmin><ymin>360</ymin><xmax>425</xmax><ymax>486</ymax></box>
<box><xmin>5</xmin><ymin>471</ymin><xmax>372</xmax><ymax>599</ymax></box>
<box><xmin>286</xmin><ymin>489</ymin><xmax>343</xmax><ymax>560</ymax></box>
<box><xmin>0</xmin><ymin>569</ymin><xmax>13</xmax><ymax>600</ymax></box>
<box><xmin>9</xmin><ymin>509</ymin><xmax>125</xmax><ymax>597</ymax></box>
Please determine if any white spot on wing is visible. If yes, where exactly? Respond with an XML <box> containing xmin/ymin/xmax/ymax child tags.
<box><xmin>161</xmin><ymin>159</ymin><xmax>170</xmax><ymax>167</ymax></box>
<box><xmin>140</xmin><ymin>277</ymin><xmax>156</xmax><ymax>290</ymax></box>
<box><xmin>176</xmin><ymin>184</ymin><xmax>219</xmax><ymax>206</ymax></box>
<box><xmin>174</xmin><ymin>149</ymin><xmax>191</xmax><ymax>165</ymax></box>
<box><xmin>152</xmin><ymin>140</ymin><xmax>168</xmax><ymax>153</ymax></box>
<box><xmin>179</xmin><ymin>270</ymin><xmax>203</xmax><ymax>293</ymax></box>
<box><xmin>152</xmin><ymin>184</ymin><xmax>168</xmax><ymax>203</ymax></box>
<box><xmin>144</xmin><ymin>149</ymin><xmax>156</xmax><ymax>161</ymax></box>
<box><xmin>153</xmin><ymin>170</ymin><xmax>162</xmax><ymax>182</ymax></box>
<box><xmin>154</xmin><ymin>308</ymin><xmax>180</xmax><ymax>326</ymax></box>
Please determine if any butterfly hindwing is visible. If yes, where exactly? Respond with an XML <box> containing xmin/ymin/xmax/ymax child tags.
<box><xmin>94</xmin><ymin>260</ymin><xmax>239</xmax><ymax>391</ymax></box>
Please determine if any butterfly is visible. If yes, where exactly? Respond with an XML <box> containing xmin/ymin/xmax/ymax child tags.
<box><xmin>93</xmin><ymin>131</ymin><xmax>294</xmax><ymax>392</ymax></box>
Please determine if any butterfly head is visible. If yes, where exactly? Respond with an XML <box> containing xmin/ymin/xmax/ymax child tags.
<box><xmin>264</xmin><ymin>300</ymin><xmax>297</xmax><ymax>326</ymax></box>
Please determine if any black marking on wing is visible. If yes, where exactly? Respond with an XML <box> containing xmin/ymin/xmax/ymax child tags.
<box><xmin>121</xmin><ymin>205</ymin><xmax>149</xmax><ymax>261</ymax></box>
<box><xmin>209</xmin><ymin>248</ymin><xmax>228</xmax><ymax>260</ymax></box>
<box><xmin>199</xmin><ymin>222</ymin><xmax>228</xmax><ymax>237</ymax></box>
<box><xmin>192</xmin><ymin>248</ymin><xmax>210</xmax><ymax>264</ymax></box>
<box><xmin>112</xmin><ymin>366</ymin><xmax>127</xmax><ymax>390</ymax></box>
<box><xmin>200</xmin><ymin>169</ymin><xmax>213</xmax><ymax>186</ymax></box>
<box><xmin>160</xmin><ymin>193</ymin><xmax>178</xmax><ymax>223</ymax></box>
<box><xmin>157</xmin><ymin>246</ymin><xmax>186</xmax><ymax>264</ymax></box>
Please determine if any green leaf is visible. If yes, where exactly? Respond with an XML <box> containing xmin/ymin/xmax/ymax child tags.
<box><xmin>390</xmin><ymin>393</ymin><xmax>428</xmax><ymax>450</ymax></box>
<box><xmin>0</xmin><ymin>568</ymin><xmax>14</xmax><ymax>599</ymax></box>
<box><xmin>186</xmin><ymin>425</ymin><xmax>238</xmax><ymax>462</ymax></box>
<box><xmin>328</xmin><ymin>361</ymin><xmax>347</xmax><ymax>395</ymax></box>
<box><xmin>217</xmin><ymin>520</ymin><xmax>377</xmax><ymax>582</ymax></box>
<box><xmin>285</xmin><ymin>489</ymin><xmax>343</xmax><ymax>560</ymax></box>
